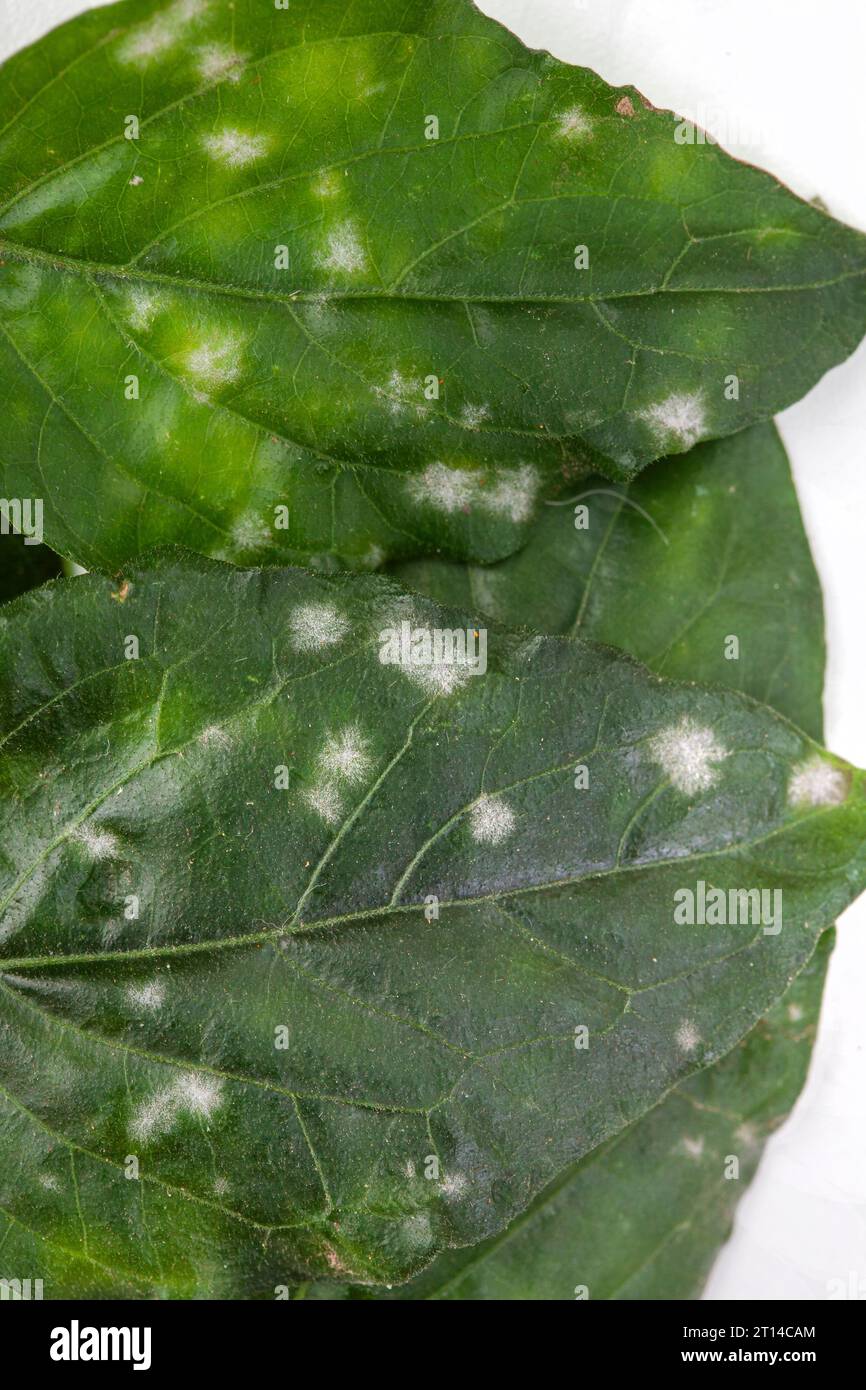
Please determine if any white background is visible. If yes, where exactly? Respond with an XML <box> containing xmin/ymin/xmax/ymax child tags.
<box><xmin>1</xmin><ymin>0</ymin><xmax>864</xmax><ymax>1300</ymax></box>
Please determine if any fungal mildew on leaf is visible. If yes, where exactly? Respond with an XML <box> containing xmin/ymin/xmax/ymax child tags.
<box><xmin>0</xmin><ymin>550</ymin><xmax>864</xmax><ymax>1293</ymax></box>
<box><xmin>1</xmin><ymin>0</ymin><xmax>866</xmax><ymax>571</ymax></box>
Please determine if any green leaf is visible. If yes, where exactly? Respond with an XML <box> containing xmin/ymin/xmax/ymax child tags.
<box><xmin>1</xmin><ymin>1</ymin><xmax>865</xmax><ymax>572</ymax></box>
<box><xmin>326</xmin><ymin>423</ymin><xmax>830</xmax><ymax>1299</ymax></box>
<box><xmin>393</xmin><ymin>423</ymin><xmax>825</xmax><ymax>739</ymax></box>
<box><xmin>0</xmin><ymin>549</ymin><xmax>863</xmax><ymax>1294</ymax></box>
<box><xmin>306</xmin><ymin>931</ymin><xmax>833</xmax><ymax>1299</ymax></box>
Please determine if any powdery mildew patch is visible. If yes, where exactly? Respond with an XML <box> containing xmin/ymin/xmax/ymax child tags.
<box><xmin>681</xmin><ymin>1135</ymin><xmax>705</xmax><ymax>1159</ymax></box>
<box><xmin>117</xmin><ymin>0</ymin><xmax>209</xmax><ymax>66</ymax></box>
<box><xmin>126</xmin><ymin>980</ymin><xmax>166</xmax><ymax>1012</ymax></box>
<box><xmin>196</xmin><ymin>44</ymin><xmax>247</xmax><ymax>84</ymax></box>
<box><xmin>202</xmin><ymin>128</ymin><xmax>270</xmax><ymax>168</ymax></box>
<box><xmin>408</xmin><ymin>462</ymin><xmax>474</xmax><ymax>514</ymax></box>
<box><xmin>676</xmin><ymin>1020</ymin><xmax>701</xmax><ymax>1054</ymax></box>
<box><xmin>320</xmin><ymin>727</ymin><xmax>372</xmax><ymax>784</ymax></box>
<box><xmin>555</xmin><ymin>105</ymin><xmax>594</xmax><ymax>141</ymax></box>
<box><xmin>185</xmin><ymin>332</ymin><xmax>244</xmax><ymax>390</ymax></box>
<box><xmin>481</xmin><ymin>464</ymin><xmax>540</xmax><ymax>524</ymax></box>
<box><xmin>649</xmin><ymin>716</ymin><xmax>728</xmax><ymax>795</ymax></box>
<box><xmin>319</xmin><ymin>222</ymin><xmax>367</xmax><ymax>275</ymax></box>
<box><xmin>304</xmin><ymin>783</ymin><xmax>343</xmax><ymax>826</ymax></box>
<box><xmin>788</xmin><ymin>755</ymin><xmax>850</xmax><ymax>809</ymax></box>
<box><xmin>470</xmin><ymin>794</ymin><xmax>516</xmax><ymax>845</ymax></box>
<box><xmin>639</xmin><ymin>392</ymin><xmax>708</xmax><ymax>452</ymax></box>
<box><xmin>125</xmin><ymin>287</ymin><xmax>163</xmax><ymax>333</ymax></box>
<box><xmin>289</xmin><ymin>601</ymin><xmax>349</xmax><ymax>652</ymax></box>
<box><xmin>73</xmin><ymin>825</ymin><xmax>119</xmax><ymax>860</ymax></box>
<box><xmin>408</xmin><ymin>461</ymin><xmax>540</xmax><ymax>523</ymax></box>
<box><xmin>130</xmin><ymin>1072</ymin><xmax>223</xmax><ymax>1142</ymax></box>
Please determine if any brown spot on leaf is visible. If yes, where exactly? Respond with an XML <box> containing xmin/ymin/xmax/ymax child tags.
<box><xmin>616</xmin><ymin>96</ymin><xmax>636</xmax><ymax>118</ymax></box>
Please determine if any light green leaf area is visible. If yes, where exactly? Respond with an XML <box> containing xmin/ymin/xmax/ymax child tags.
<box><xmin>306</xmin><ymin>932</ymin><xmax>832</xmax><ymax>1300</ymax></box>
<box><xmin>316</xmin><ymin>424</ymin><xmax>829</xmax><ymax>1300</ymax></box>
<box><xmin>0</xmin><ymin>550</ymin><xmax>863</xmax><ymax>1295</ymax></box>
<box><xmin>394</xmin><ymin>423</ymin><xmax>825</xmax><ymax>739</ymax></box>
<box><xmin>2</xmin><ymin>1</ymin><xmax>866</xmax><ymax>572</ymax></box>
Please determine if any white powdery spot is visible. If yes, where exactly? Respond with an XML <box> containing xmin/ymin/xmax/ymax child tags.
<box><xmin>735</xmin><ymin>1122</ymin><xmax>759</xmax><ymax>1148</ymax></box>
<box><xmin>129</xmin><ymin>174</ymin><xmax>145</xmax><ymax>188</ymax></box>
<box><xmin>130</xmin><ymin>1072</ymin><xmax>223</xmax><ymax>1142</ymax></box>
<box><xmin>289</xmin><ymin>601</ymin><xmax>349</xmax><ymax>652</ymax></box>
<box><xmin>441</xmin><ymin>1171</ymin><xmax>468</xmax><ymax>1198</ymax></box>
<box><xmin>459</xmin><ymin>402</ymin><xmax>490</xmax><ymax>430</ymax></box>
<box><xmin>676</xmin><ymin>1020</ymin><xmax>700</xmax><ymax>1054</ymax></box>
<box><xmin>788</xmin><ymin>756</ymin><xmax>850</xmax><ymax>809</ymax></box>
<box><xmin>384</xmin><ymin>644</ymin><xmax>475</xmax><ymax>697</ymax></box>
<box><xmin>231</xmin><ymin>510</ymin><xmax>271</xmax><ymax>551</ymax></box>
<box><xmin>196</xmin><ymin>44</ymin><xmax>247</xmax><ymax>84</ymax></box>
<box><xmin>38</xmin><ymin>1173</ymin><xmax>61</xmax><ymax>1191</ymax></box>
<box><xmin>185</xmin><ymin>332</ymin><xmax>244</xmax><ymax>390</ymax></box>
<box><xmin>213</xmin><ymin>1176</ymin><xmax>230</xmax><ymax>1197</ymax></box>
<box><xmin>319</xmin><ymin>221</ymin><xmax>367</xmax><ymax>274</ymax></box>
<box><xmin>408</xmin><ymin>462</ymin><xmax>474</xmax><ymax>514</ymax></box>
<box><xmin>555</xmin><ymin>105</ymin><xmax>593</xmax><ymax>141</ymax></box>
<box><xmin>126</xmin><ymin>287</ymin><xmax>162</xmax><ymax>333</ymax></box>
<box><xmin>305</xmin><ymin>783</ymin><xmax>343</xmax><ymax>826</ymax></box>
<box><xmin>681</xmin><ymin>1135</ymin><xmax>705</xmax><ymax>1159</ymax></box>
<box><xmin>320</xmin><ymin>727</ymin><xmax>372</xmax><ymax>785</ymax></box>
<box><xmin>126</xmin><ymin>980</ymin><xmax>166</xmax><ymax>1012</ymax></box>
<box><xmin>639</xmin><ymin>392</ymin><xmax>708</xmax><ymax>451</ymax></box>
<box><xmin>118</xmin><ymin>0</ymin><xmax>208</xmax><ymax>66</ymax></box>
<box><xmin>312</xmin><ymin>170</ymin><xmax>341</xmax><ymax>199</ymax></box>
<box><xmin>378</xmin><ymin>369</ymin><xmax>418</xmax><ymax>417</ymax></box>
<box><xmin>481</xmin><ymin>464</ymin><xmax>540</xmax><ymax>524</ymax></box>
<box><xmin>787</xmin><ymin>1003</ymin><xmax>804</xmax><ymax>1023</ymax></box>
<box><xmin>202</xmin><ymin>127</ymin><xmax>269</xmax><ymax>168</ymax></box>
<box><xmin>470</xmin><ymin>794</ymin><xmax>516</xmax><ymax>845</ymax></box>
<box><xmin>649</xmin><ymin>717</ymin><xmax>727</xmax><ymax>796</ymax></box>
<box><xmin>73</xmin><ymin>825</ymin><xmax>118</xmax><ymax>860</ymax></box>
<box><xmin>198</xmin><ymin>724</ymin><xmax>232</xmax><ymax>749</ymax></box>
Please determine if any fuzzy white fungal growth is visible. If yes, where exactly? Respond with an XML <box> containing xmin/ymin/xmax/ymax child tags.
<box><xmin>130</xmin><ymin>1072</ymin><xmax>223</xmax><ymax>1142</ymax></box>
<box><xmin>639</xmin><ymin>392</ymin><xmax>708</xmax><ymax>451</ymax></box>
<box><xmin>38</xmin><ymin>1173</ymin><xmax>61</xmax><ymax>1191</ymax></box>
<box><xmin>787</xmin><ymin>1003</ymin><xmax>804</xmax><ymax>1023</ymax></box>
<box><xmin>74</xmin><ymin>826</ymin><xmax>118</xmax><ymax>860</ymax></box>
<box><xmin>440</xmin><ymin>1172</ymin><xmax>468</xmax><ymax>1198</ymax></box>
<box><xmin>231</xmin><ymin>511</ymin><xmax>271</xmax><ymax>551</ymax></box>
<box><xmin>198</xmin><ymin>724</ymin><xmax>232</xmax><ymax>750</ymax></box>
<box><xmin>305</xmin><ymin>783</ymin><xmax>343</xmax><ymax>826</ymax></box>
<box><xmin>312</xmin><ymin>170</ymin><xmax>341</xmax><ymax>199</ymax></box>
<box><xmin>408</xmin><ymin>461</ymin><xmax>539</xmax><ymax>524</ymax></box>
<box><xmin>202</xmin><ymin>128</ymin><xmax>269</xmax><ymax>168</ymax></box>
<box><xmin>470</xmin><ymin>794</ymin><xmax>516</xmax><ymax>845</ymax></box>
<box><xmin>126</xmin><ymin>288</ymin><xmax>162</xmax><ymax>333</ymax></box>
<box><xmin>378</xmin><ymin>370</ymin><xmax>417</xmax><ymax>416</ymax></box>
<box><xmin>289</xmin><ymin>602</ymin><xmax>349</xmax><ymax>652</ymax></box>
<box><xmin>459</xmin><ymin>403</ymin><xmax>490</xmax><ymax>429</ymax></box>
<box><xmin>185</xmin><ymin>333</ymin><xmax>244</xmax><ymax>389</ymax></box>
<box><xmin>555</xmin><ymin>105</ymin><xmax>593</xmax><ymax>141</ymax></box>
<box><xmin>676</xmin><ymin>1020</ymin><xmax>700</xmax><ymax>1054</ymax></box>
<box><xmin>649</xmin><ymin>717</ymin><xmax>727</xmax><ymax>795</ymax></box>
<box><xmin>118</xmin><ymin>0</ymin><xmax>208</xmax><ymax>66</ymax></box>
<box><xmin>320</xmin><ymin>727</ymin><xmax>371</xmax><ymax>784</ymax></box>
<box><xmin>213</xmin><ymin>1176</ymin><xmax>230</xmax><ymax>1197</ymax></box>
<box><xmin>788</xmin><ymin>756</ymin><xmax>850</xmax><ymax>809</ymax></box>
<box><xmin>681</xmin><ymin>1136</ymin><xmax>705</xmax><ymax>1159</ymax></box>
<box><xmin>320</xmin><ymin>222</ymin><xmax>367</xmax><ymax>274</ymax></box>
<box><xmin>126</xmin><ymin>980</ymin><xmax>166</xmax><ymax>1012</ymax></box>
<box><xmin>408</xmin><ymin>462</ymin><xmax>474</xmax><ymax>514</ymax></box>
<box><xmin>196</xmin><ymin>44</ymin><xmax>247</xmax><ymax>83</ymax></box>
<box><xmin>481</xmin><ymin>464</ymin><xmax>540</xmax><ymax>524</ymax></box>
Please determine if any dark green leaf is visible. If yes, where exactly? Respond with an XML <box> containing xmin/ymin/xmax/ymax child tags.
<box><xmin>393</xmin><ymin>423</ymin><xmax>825</xmax><ymax>738</ymax></box>
<box><xmin>1</xmin><ymin>1</ymin><xmax>865</xmax><ymax>570</ymax></box>
<box><xmin>306</xmin><ymin>932</ymin><xmax>832</xmax><ymax>1299</ymax></box>
<box><xmin>0</xmin><ymin>550</ymin><xmax>862</xmax><ymax>1293</ymax></box>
